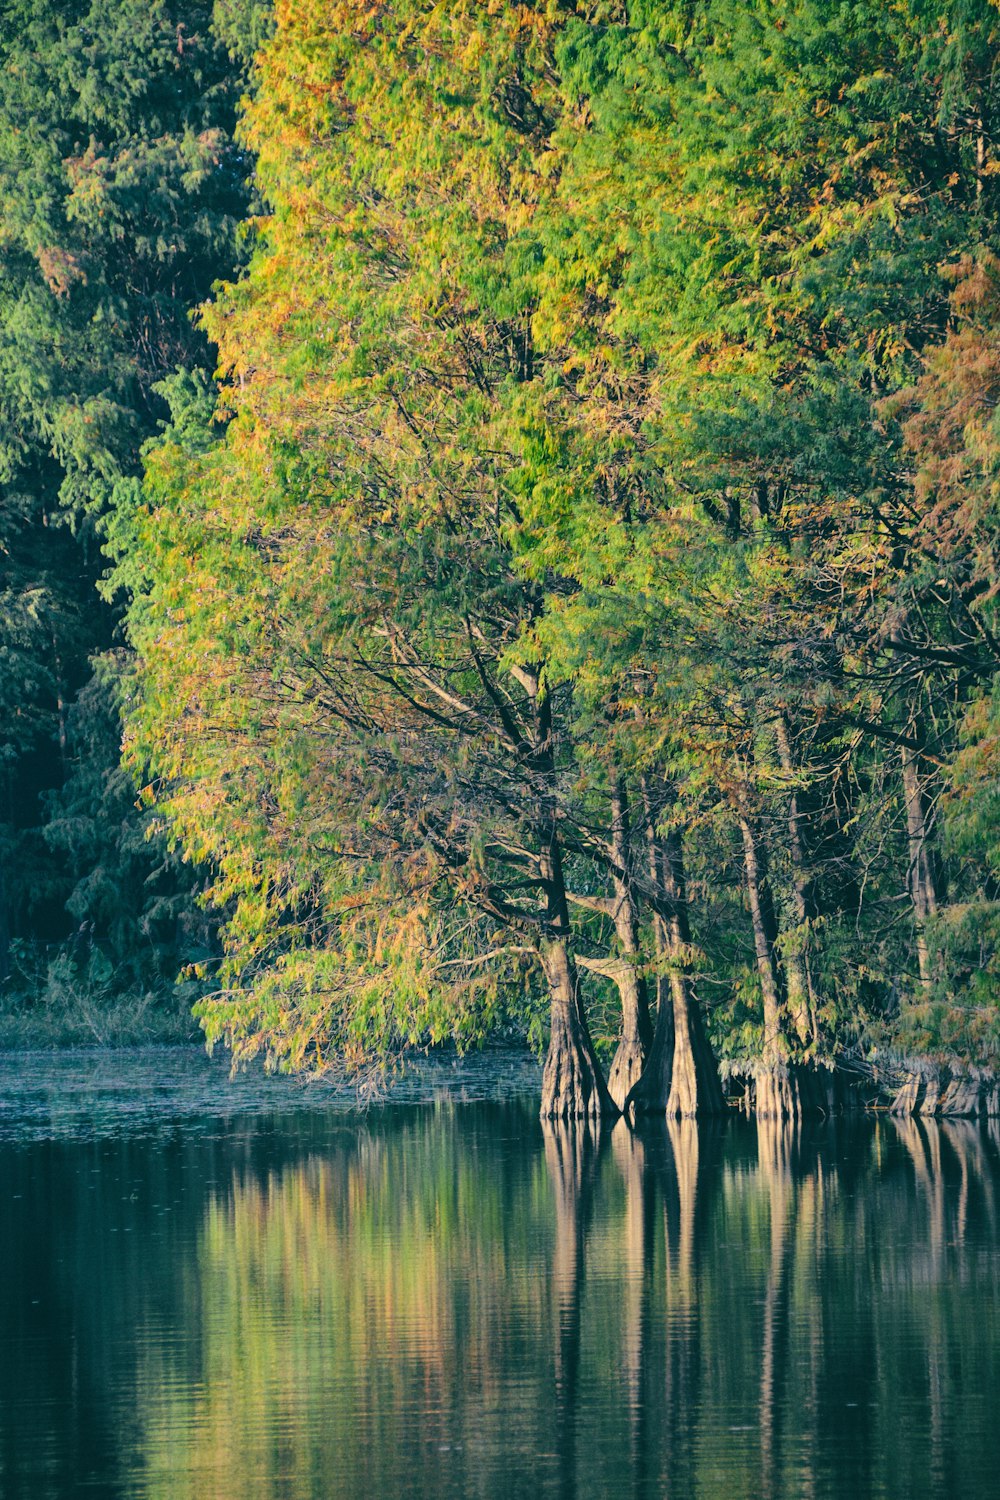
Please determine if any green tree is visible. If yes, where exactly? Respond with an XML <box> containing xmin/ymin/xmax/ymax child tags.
<box><xmin>121</xmin><ymin>0</ymin><xmax>1000</xmax><ymax>1113</ymax></box>
<box><xmin>0</xmin><ymin>0</ymin><xmax>255</xmax><ymax>1022</ymax></box>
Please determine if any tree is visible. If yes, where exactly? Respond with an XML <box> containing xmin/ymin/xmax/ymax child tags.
<box><xmin>0</xmin><ymin>0</ymin><xmax>253</xmax><ymax>1017</ymax></box>
<box><xmin>118</xmin><ymin>0</ymin><xmax>1000</xmax><ymax>1113</ymax></box>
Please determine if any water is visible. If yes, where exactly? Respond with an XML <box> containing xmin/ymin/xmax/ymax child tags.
<box><xmin>1</xmin><ymin>1048</ymin><xmax>999</xmax><ymax>1499</ymax></box>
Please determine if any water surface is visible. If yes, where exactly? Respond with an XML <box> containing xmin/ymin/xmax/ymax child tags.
<box><xmin>1</xmin><ymin>1047</ymin><xmax>998</xmax><ymax>1498</ymax></box>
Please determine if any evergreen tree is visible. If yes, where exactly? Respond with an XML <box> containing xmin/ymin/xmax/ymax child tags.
<box><xmin>0</xmin><ymin>1</ymin><xmax>256</xmax><ymax>1022</ymax></box>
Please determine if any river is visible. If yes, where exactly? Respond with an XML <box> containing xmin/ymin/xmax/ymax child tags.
<box><xmin>0</xmin><ymin>1047</ymin><xmax>997</xmax><ymax>1498</ymax></box>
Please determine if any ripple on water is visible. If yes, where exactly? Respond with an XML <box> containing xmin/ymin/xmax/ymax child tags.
<box><xmin>0</xmin><ymin>1043</ymin><xmax>542</xmax><ymax>1141</ymax></box>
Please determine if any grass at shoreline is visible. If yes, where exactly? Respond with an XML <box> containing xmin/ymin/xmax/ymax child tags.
<box><xmin>0</xmin><ymin>986</ymin><xmax>201</xmax><ymax>1049</ymax></box>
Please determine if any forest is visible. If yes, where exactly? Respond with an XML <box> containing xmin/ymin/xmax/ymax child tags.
<box><xmin>4</xmin><ymin>0</ymin><xmax>1000</xmax><ymax>1119</ymax></box>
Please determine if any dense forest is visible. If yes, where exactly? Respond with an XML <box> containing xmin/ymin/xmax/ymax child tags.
<box><xmin>0</xmin><ymin>0</ymin><xmax>268</xmax><ymax>1036</ymax></box>
<box><xmin>5</xmin><ymin>0</ymin><xmax>1000</xmax><ymax>1116</ymax></box>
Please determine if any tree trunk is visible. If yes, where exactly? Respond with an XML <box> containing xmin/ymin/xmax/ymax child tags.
<box><xmin>739</xmin><ymin>815</ymin><xmax>799</xmax><ymax>1118</ymax></box>
<box><xmin>919</xmin><ymin>1065</ymin><xmax>945</xmax><ymax>1117</ymax></box>
<box><xmin>901</xmin><ymin>744</ymin><xmax>943</xmax><ymax>990</ymax></box>
<box><xmin>938</xmin><ymin>1074</ymin><xmax>981</xmax><ymax>1116</ymax></box>
<box><xmin>532</xmin><ymin>677</ymin><xmax>615</xmax><ymax>1120</ymax></box>
<box><xmin>662</xmin><ymin>830</ymin><xmax>723</xmax><ymax>1118</ymax></box>
<box><xmin>606</xmin><ymin>775</ymin><xmax>653</xmax><ymax>1110</ymax></box>
<box><xmin>641</xmin><ymin>776</ymin><xmax>673</xmax><ymax>1020</ymax></box>
<box><xmin>627</xmin><ymin>784</ymin><xmax>723</xmax><ymax>1118</ymax></box>
<box><xmin>663</xmin><ymin>966</ymin><xmax>724</xmax><ymax>1117</ymax></box>
<box><xmin>739</xmin><ymin>816</ymin><xmax>784</xmax><ymax>1055</ymax></box>
<box><xmin>53</xmin><ymin>639</ymin><xmax>68</xmax><ymax>779</ymax></box>
<box><xmin>624</xmin><ymin>783</ymin><xmax>674</xmax><ymax>1117</ymax></box>
<box><xmin>774</xmin><ymin>716</ymin><xmax>816</xmax><ymax>1047</ymax></box>
<box><xmin>605</xmin><ymin>961</ymin><xmax>652</xmax><ymax>1111</ymax></box>
<box><xmin>0</xmin><ymin>771</ymin><xmax>11</xmax><ymax>986</ymax></box>
<box><xmin>540</xmin><ymin>940</ymin><xmax>612</xmax><ymax>1118</ymax></box>
<box><xmin>891</xmin><ymin>1071</ymin><xmax>925</xmax><ymax>1116</ymax></box>
<box><xmin>754</xmin><ymin>1067</ymin><xmax>806</xmax><ymax>1118</ymax></box>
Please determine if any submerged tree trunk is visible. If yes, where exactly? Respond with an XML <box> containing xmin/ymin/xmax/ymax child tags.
<box><xmin>627</xmin><ymin>783</ymin><xmax>723</xmax><ymax>1119</ymax></box>
<box><xmin>901</xmin><ymin>743</ymin><xmax>943</xmax><ymax>990</ymax></box>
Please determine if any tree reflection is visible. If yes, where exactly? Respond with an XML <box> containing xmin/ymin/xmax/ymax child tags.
<box><xmin>755</xmin><ymin>1117</ymin><xmax>830</xmax><ymax>1500</ymax></box>
<box><xmin>6</xmin><ymin>1102</ymin><xmax>1000</xmax><ymax>1499</ymax></box>
<box><xmin>757</xmin><ymin>1116</ymin><xmax>798</xmax><ymax>1497</ymax></box>
<box><xmin>610</xmin><ymin>1122</ymin><xmax>657</xmax><ymax>1500</ymax></box>
<box><xmin>542</xmin><ymin>1119</ymin><xmax>602</xmax><ymax>1500</ymax></box>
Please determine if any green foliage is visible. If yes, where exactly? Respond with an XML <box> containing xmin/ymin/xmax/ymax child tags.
<box><xmin>100</xmin><ymin>0</ymin><xmax>1000</xmax><ymax>1072</ymax></box>
<box><xmin>0</xmin><ymin>0</ymin><xmax>259</xmax><ymax>1025</ymax></box>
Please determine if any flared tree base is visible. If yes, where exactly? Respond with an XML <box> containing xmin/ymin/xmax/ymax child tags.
<box><xmin>625</xmin><ymin>1026</ymin><xmax>670</xmax><ymax>1119</ymax></box>
<box><xmin>625</xmin><ymin>980</ymin><xmax>724</xmax><ymax>1120</ymax></box>
<box><xmin>608</xmin><ymin>1035</ymin><xmax>647</xmax><ymax>1113</ymax></box>
<box><xmin>541</xmin><ymin>1008</ymin><xmax>615</xmax><ymax>1120</ymax></box>
<box><xmin>890</xmin><ymin>1064</ymin><xmax>993</xmax><ymax>1117</ymax></box>
<box><xmin>754</xmin><ymin>1061</ymin><xmax>845</xmax><ymax>1118</ymax></box>
<box><xmin>755</xmin><ymin>1063</ymin><xmax>806</xmax><ymax>1120</ymax></box>
<box><xmin>666</xmin><ymin>1041</ymin><xmax>725</xmax><ymax>1118</ymax></box>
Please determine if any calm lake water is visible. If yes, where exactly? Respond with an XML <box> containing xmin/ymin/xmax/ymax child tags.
<box><xmin>1</xmin><ymin>1048</ymin><xmax>999</xmax><ymax>1500</ymax></box>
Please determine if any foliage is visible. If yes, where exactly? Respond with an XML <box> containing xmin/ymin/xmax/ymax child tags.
<box><xmin>0</xmin><ymin>0</ymin><xmax>258</xmax><ymax>1024</ymax></box>
<box><xmin>7</xmin><ymin>0</ymin><xmax>1000</xmax><ymax>1077</ymax></box>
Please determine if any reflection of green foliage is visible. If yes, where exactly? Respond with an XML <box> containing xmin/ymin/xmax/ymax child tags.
<box><xmin>136</xmin><ymin>1107</ymin><xmax>563</xmax><ymax>1499</ymax></box>
<box><xmin>118</xmin><ymin>1111</ymin><xmax>1000</xmax><ymax>1500</ymax></box>
<box><xmin>1</xmin><ymin>1087</ymin><xmax>997</xmax><ymax>1497</ymax></box>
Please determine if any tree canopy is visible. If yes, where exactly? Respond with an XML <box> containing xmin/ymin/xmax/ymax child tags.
<box><xmin>6</xmin><ymin>0</ymin><xmax>1000</xmax><ymax>1113</ymax></box>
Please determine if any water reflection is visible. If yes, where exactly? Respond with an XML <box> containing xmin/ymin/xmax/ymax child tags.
<box><xmin>543</xmin><ymin>1119</ymin><xmax>601</xmax><ymax>1500</ymax></box>
<box><xmin>1</xmin><ymin>1074</ymin><xmax>999</xmax><ymax>1498</ymax></box>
